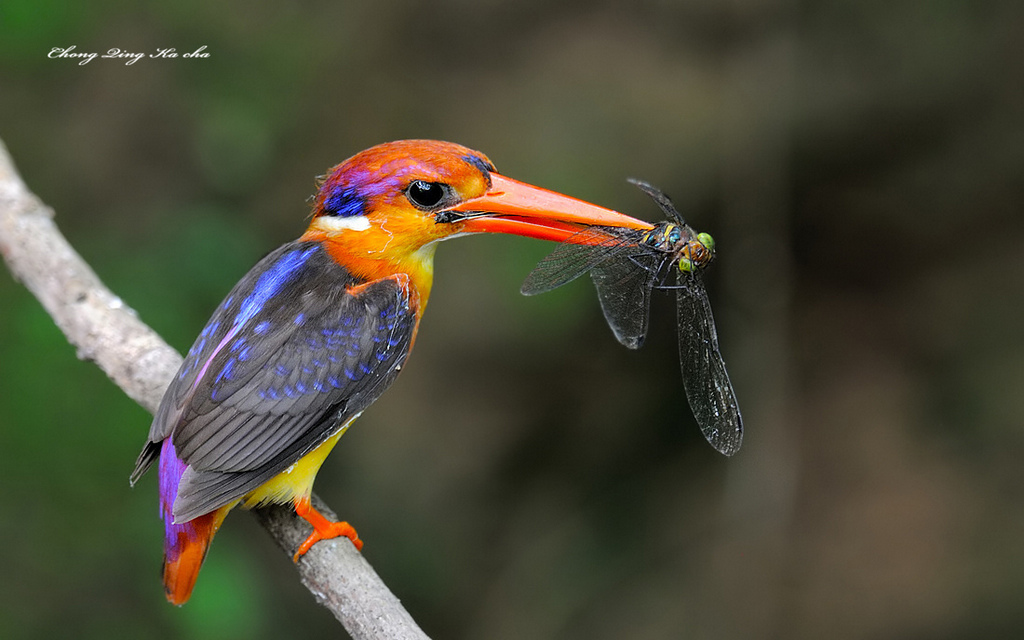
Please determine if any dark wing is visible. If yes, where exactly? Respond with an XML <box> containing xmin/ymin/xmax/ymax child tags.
<box><xmin>131</xmin><ymin>242</ymin><xmax>416</xmax><ymax>520</ymax></box>
<box><xmin>589</xmin><ymin>252</ymin><xmax>662</xmax><ymax>349</ymax></box>
<box><xmin>627</xmin><ymin>179</ymin><xmax>687</xmax><ymax>226</ymax></box>
<box><xmin>675</xmin><ymin>269</ymin><xmax>743</xmax><ymax>456</ymax></box>
<box><xmin>520</xmin><ymin>226</ymin><xmax>642</xmax><ymax>295</ymax></box>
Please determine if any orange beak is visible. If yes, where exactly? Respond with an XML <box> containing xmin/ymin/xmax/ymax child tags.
<box><xmin>442</xmin><ymin>173</ymin><xmax>653</xmax><ymax>243</ymax></box>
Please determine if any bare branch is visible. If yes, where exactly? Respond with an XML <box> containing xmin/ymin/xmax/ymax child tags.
<box><xmin>0</xmin><ymin>137</ymin><xmax>429</xmax><ymax>640</ymax></box>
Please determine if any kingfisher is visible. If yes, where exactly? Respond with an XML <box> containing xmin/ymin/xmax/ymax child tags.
<box><xmin>129</xmin><ymin>140</ymin><xmax>651</xmax><ymax>605</ymax></box>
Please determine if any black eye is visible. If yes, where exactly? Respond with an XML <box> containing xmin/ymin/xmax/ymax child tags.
<box><xmin>406</xmin><ymin>180</ymin><xmax>447</xmax><ymax>210</ymax></box>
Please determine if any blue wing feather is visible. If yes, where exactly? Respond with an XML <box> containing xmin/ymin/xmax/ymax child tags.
<box><xmin>131</xmin><ymin>241</ymin><xmax>417</xmax><ymax>520</ymax></box>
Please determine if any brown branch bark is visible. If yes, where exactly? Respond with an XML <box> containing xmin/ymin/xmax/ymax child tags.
<box><xmin>0</xmin><ymin>137</ymin><xmax>429</xmax><ymax>640</ymax></box>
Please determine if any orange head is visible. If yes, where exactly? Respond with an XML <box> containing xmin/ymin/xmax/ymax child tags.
<box><xmin>300</xmin><ymin>139</ymin><xmax>651</xmax><ymax>301</ymax></box>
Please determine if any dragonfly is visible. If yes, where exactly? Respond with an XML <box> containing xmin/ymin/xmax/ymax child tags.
<box><xmin>521</xmin><ymin>179</ymin><xmax>743</xmax><ymax>456</ymax></box>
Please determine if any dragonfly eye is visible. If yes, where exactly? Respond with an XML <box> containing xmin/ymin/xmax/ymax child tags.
<box><xmin>678</xmin><ymin>256</ymin><xmax>695</xmax><ymax>273</ymax></box>
<box><xmin>697</xmin><ymin>232</ymin><xmax>715</xmax><ymax>252</ymax></box>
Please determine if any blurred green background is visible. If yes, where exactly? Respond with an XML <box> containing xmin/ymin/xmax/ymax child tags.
<box><xmin>2</xmin><ymin>1</ymin><xmax>1023</xmax><ymax>638</ymax></box>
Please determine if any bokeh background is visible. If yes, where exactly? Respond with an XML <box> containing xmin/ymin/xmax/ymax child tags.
<box><xmin>2</xmin><ymin>2</ymin><xmax>1023</xmax><ymax>638</ymax></box>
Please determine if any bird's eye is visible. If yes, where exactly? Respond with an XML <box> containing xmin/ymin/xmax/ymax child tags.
<box><xmin>406</xmin><ymin>180</ymin><xmax>448</xmax><ymax>210</ymax></box>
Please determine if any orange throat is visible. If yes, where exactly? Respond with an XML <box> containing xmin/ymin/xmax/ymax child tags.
<box><xmin>300</xmin><ymin>217</ymin><xmax>438</xmax><ymax>309</ymax></box>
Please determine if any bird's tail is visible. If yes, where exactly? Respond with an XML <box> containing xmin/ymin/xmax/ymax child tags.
<box><xmin>158</xmin><ymin>439</ymin><xmax>230</xmax><ymax>605</ymax></box>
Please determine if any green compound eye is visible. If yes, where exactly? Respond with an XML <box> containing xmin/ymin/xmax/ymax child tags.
<box><xmin>697</xmin><ymin>232</ymin><xmax>715</xmax><ymax>251</ymax></box>
<box><xmin>678</xmin><ymin>257</ymin><xmax>695</xmax><ymax>273</ymax></box>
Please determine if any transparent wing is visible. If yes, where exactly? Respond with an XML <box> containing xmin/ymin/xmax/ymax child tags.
<box><xmin>675</xmin><ymin>269</ymin><xmax>743</xmax><ymax>456</ymax></box>
<box><xmin>520</xmin><ymin>226</ymin><xmax>643</xmax><ymax>295</ymax></box>
<box><xmin>590</xmin><ymin>252</ymin><xmax>662</xmax><ymax>349</ymax></box>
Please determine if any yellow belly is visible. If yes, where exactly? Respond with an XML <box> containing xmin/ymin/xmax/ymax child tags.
<box><xmin>240</xmin><ymin>413</ymin><xmax>359</xmax><ymax>509</ymax></box>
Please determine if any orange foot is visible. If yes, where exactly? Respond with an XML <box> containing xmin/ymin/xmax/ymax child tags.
<box><xmin>292</xmin><ymin>496</ymin><xmax>364</xmax><ymax>562</ymax></box>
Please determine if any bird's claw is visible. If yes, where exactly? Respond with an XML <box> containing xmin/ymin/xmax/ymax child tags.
<box><xmin>293</xmin><ymin>521</ymin><xmax>363</xmax><ymax>561</ymax></box>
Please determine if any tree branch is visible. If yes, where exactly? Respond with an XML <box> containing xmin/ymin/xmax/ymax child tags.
<box><xmin>0</xmin><ymin>137</ymin><xmax>429</xmax><ymax>640</ymax></box>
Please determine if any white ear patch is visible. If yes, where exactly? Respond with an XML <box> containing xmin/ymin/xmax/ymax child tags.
<box><xmin>314</xmin><ymin>215</ymin><xmax>371</xmax><ymax>233</ymax></box>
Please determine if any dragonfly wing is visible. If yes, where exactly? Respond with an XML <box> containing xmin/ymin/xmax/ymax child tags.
<box><xmin>627</xmin><ymin>179</ymin><xmax>687</xmax><ymax>226</ymax></box>
<box><xmin>590</xmin><ymin>253</ymin><xmax>661</xmax><ymax>349</ymax></box>
<box><xmin>676</xmin><ymin>270</ymin><xmax>743</xmax><ymax>455</ymax></box>
<box><xmin>521</xmin><ymin>227</ymin><xmax>638</xmax><ymax>295</ymax></box>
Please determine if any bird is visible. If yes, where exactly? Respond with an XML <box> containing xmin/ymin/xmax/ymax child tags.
<box><xmin>129</xmin><ymin>139</ymin><xmax>651</xmax><ymax>605</ymax></box>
